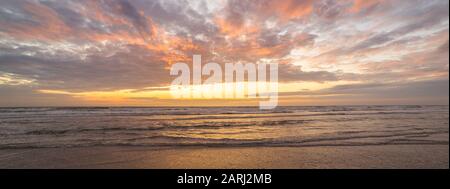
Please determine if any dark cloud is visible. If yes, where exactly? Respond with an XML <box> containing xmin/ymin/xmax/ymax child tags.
<box><xmin>109</xmin><ymin>0</ymin><xmax>155</xmax><ymax>40</ymax></box>
<box><xmin>314</xmin><ymin>0</ymin><xmax>347</xmax><ymax>20</ymax></box>
<box><xmin>281</xmin><ymin>79</ymin><xmax>449</xmax><ymax>105</ymax></box>
<box><xmin>0</xmin><ymin>45</ymin><xmax>171</xmax><ymax>91</ymax></box>
<box><xmin>278</xmin><ymin>63</ymin><xmax>340</xmax><ymax>82</ymax></box>
<box><xmin>0</xmin><ymin>85</ymin><xmax>81</xmax><ymax>107</ymax></box>
<box><xmin>132</xmin><ymin>0</ymin><xmax>218</xmax><ymax>39</ymax></box>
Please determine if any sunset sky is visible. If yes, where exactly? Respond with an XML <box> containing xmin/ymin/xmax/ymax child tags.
<box><xmin>0</xmin><ymin>0</ymin><xmax>448</xmax><ymax>106</ymax></box>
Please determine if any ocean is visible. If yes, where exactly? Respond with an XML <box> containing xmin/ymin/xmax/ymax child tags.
<box><xmin>0</xmin><ymin>106</ymin><xmax>448</xmax><ymax>149</ymax></box>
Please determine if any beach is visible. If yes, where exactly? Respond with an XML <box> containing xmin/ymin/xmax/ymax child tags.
<box><xmin>0</xmin><ymin>145</ymin><xmax>448</xmax><ymax>169</ymax></box>
<box><xmin>0</xmin><ymin>106</ymin><xmax>448</xmax><ymax>168</ymax></box>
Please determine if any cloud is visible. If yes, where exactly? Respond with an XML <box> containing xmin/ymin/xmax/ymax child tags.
<box><xmin>0</xmin><ymin>0</ymin><xmax>448</xmax><ymax>106</ymax></box>
<box><xmin>0</xmin><ymin>0</ymin><xmax>70</xmax><ymax>40</ymax></box>
<box><xmin>0</xmin><ymin>85</ymin><xmax>82</xmax><ymax>107</ymax></box>
<box><xmin>278</xmin><ymin>63</ymin><xmax>340</xmax><ymax>82</ymax></box>
<box><xmin>347</xmin><ymin>0</ymin><xmax>383</xmax><ymax>13</ymax></box>
<box><xmin>280</xmin><ymin>79</ymin><xmax>449</xmax><ymax>105</ymax></box>
<box><xmin>107</xmin><ymin>0</ymin><xmax>155</xmax><ymax>40</ymax></box>
<box><xmin>339</xmin><ymin>1</ymin><xmax>449</xmax><ymax>54</ymax></box>
<box><xmin>0</xmin><ymin>45</ymin><xmax>172</xmax><ymax>91</ymax></box>
<box><xmin>323</xmin><ymin>79</ymin><xmax>449</xmax><ymax>98</ymax></box>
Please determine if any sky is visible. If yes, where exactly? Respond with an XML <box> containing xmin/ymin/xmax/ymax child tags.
<box><xmin>0</xmin><ymin>0</ymin><xmax>448</xmax><ymax>107</ymax></box>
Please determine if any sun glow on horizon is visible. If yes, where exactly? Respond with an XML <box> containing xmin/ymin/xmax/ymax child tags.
<box><xmin>36</xmin><ymin>80</ymin><xmax>359</xmax><ymax>105</ymax></box>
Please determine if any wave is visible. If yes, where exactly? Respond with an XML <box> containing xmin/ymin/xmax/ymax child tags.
<box><xmin>8</xmin><ymin>119</ymin><xmax>312</xmax><ymax>136</ymax></box>
<box><xmin>1</xmin><ymin>130</ymin><xmax>447</xmax><ymax>149</ymax></box>
<box><xmin>0</xmin><ymin>106</ymin><xmax>447</xmax><ymax>150</ymax></box>
<box><xmin>0</xmin><ymin>105</ymin><xmax>447</xmax><ymax>115</ymax></box>
<box><xmin>1</xmin><ymin>139</ymin><xmax>447</xmax><ymax>150</ymax></box>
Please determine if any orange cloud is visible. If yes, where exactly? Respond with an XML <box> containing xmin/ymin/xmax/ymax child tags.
<box><xmin>0</xmin><ymin>1</ymin><xmax>70</xmax><ymax>41</ymax></box>
<box><xmin>215</xmin><ymin>17</ymin><xmax>260</xmax><ymax>37</ymax></box>
<box><xmin>84</xmin><ymin>0</ymin><xmax>129</xmax><ymax>27</ymax></box>
<box><xmin>270</xmin><ymin>0</ymin><xmax>314</xmax><ymax>21</ymax></box>
<box><xmin>348</xmin><ymin>0</ymin><xmax>383</xmax><ymax>13</ymax></box>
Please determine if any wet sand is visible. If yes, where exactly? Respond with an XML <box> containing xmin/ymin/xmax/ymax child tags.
<box><xmin>0</xmin><ymin>144</ymin><xmax>448</xmax><ymax>169</ymax></box>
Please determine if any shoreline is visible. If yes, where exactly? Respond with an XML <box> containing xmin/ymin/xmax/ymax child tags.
<box><xmin>0</xmin><ymin>144</ymin><xmax>448</xmax><ymax>169</ymax></box>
